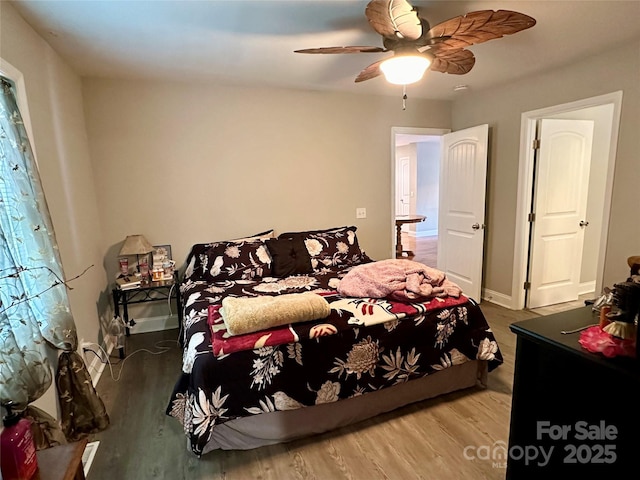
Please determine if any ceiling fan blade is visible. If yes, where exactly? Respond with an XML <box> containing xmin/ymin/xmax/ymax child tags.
<box><xmin>426</xmin><ymin>10</ymin><xmax>536</xmax><ymax>49</ymax></box>
<box><xmin>365</xmin><ymin>0</ymin><xmax>423</xmax><ymax>41</ymax></box>
<box><xmin>294</xmin><ymin>46</ymin><xmax>386</xmax><ymax>54</ymax></box>
<box><xmin>429</xmin><ymin>48</ymin><xmax>476</xmax><ymax>75</ymax></box>
<box><xmin>355</xmin><ymin>59</ymin><xmax>386</xmax><ymax>83</ymax></box>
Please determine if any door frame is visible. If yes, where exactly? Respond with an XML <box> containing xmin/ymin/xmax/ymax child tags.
<box><xmin>390</xmin><ymin>127</ymin><xmax>450</xmax><ymax>259</ymax></box>
<box><xmin>512</xmin><ymin>91</ymin><xmax>623</xmax><ymax>310</ymax></box>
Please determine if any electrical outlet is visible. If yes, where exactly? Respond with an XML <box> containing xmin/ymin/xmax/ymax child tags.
<box><xmin>356</xmin><ymin>207</ymin><xmax>367</xmax><ymax>219</ymax></box>
<box><xmin>81</xmin><ymin>340</ymin><xmax>94</xmax><ymax>364</ymax></box>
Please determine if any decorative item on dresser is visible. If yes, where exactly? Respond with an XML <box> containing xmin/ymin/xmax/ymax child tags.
<box><xmin>166</xmin><ymin>226</ymin><xmax>503</xmax><ymax>456</ymax></box>
<box><xmin>577</xmin><ymin>256</ymin><xmax>640</xmax><ymax>359</ymax></box>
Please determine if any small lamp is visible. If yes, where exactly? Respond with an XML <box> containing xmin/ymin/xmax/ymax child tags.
<box><xmin>380</xmin><ymin>51</ymin><xmax>433</xmax><ymax>85</ymax></box>
<box><xmin>119</xmin><ymin>234</ymin><xmax>154</xmax><ymax>275</ymax></box>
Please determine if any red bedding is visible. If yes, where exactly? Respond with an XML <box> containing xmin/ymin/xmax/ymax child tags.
<box><xmin>209</xmin><ymin>293</ymin><xmax>470</xmax><ymax>357</ymax></box>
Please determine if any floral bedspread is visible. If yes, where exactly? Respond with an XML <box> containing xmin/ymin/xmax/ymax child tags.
<box><xmin>166</xmin><ymin>264</ymin><xmax>503</xmax><ymax>456</ymax></box>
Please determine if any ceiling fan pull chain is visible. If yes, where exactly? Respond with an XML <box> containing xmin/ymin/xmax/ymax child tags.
<box><xmin>402</xmin><ymin>85</ymin><xmax>407</xmax><ymax>110</ymax></box>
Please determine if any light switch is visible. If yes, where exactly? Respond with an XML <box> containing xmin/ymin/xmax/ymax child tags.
<box><xmin>356</xmin><ymin>207</ymin><xmax>367</xmax><ymax>219</ymax></box>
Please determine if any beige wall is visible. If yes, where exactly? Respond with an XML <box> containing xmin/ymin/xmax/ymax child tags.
<box><xmin>82</xmin><ymin>79</ymin><xmax>452</xmax><ymax>292</ymax></box>
<box><xmin>452</xmin><ymin>39</ymin><xmax>640</xmax><ymax>297</ymax></box>
<box><xmin>1</xmin><ymin>3</ymin><xmax>108</xmax><ymax>415</ymax></box>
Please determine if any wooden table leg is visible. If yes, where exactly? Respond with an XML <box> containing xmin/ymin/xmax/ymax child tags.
<box><xmin>395</xmin><ymin>215</ymin><xmax>425</xmax><ymax>259</ymax></box>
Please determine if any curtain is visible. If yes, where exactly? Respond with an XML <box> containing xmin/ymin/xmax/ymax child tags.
<box><xmin>57</xmin><ymin>351</ymin><xmax>109</xmax><ymax>440</ymax></box>
<box><xmin>0</xmin><ymin>76</ymin><xmax>108</xmax><ymax>439</ymax></box>
<box><xmin>25</xmin><ymin>405</ymin><xmax>68</xmax><ymax>449</ymax></box>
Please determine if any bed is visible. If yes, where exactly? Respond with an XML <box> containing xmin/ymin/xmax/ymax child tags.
<box><xmin>166</xmin><ymin>226</ymin><xmax>503</xmax><ymax>457</ymax></box>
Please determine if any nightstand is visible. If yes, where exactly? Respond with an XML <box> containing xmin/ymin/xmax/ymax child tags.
<box><xmin>112</xmin><ymin>273</ymin><xmax>183</xmax><ymax>357</ymax></box>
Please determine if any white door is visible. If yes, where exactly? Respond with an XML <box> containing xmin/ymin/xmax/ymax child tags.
<box><xmin>527</xmin><ymin>119</ymin><xmax>594</xmax><ymax>308</ymax></box>
<box><xmin>396</xmin><ymin>156</ymin><xmax>411</xmax><ymax>216</ymax></box>
<box><xmin>438</xmin><ymin>124</ymin><xmax>488</xmax><ymax>302</ymax></box>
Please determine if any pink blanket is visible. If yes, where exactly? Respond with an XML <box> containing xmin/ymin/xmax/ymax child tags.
<box><xmin>337</xmin><ymin>259</ymin><xmax>462</xmax><ymax>301</ymax></box>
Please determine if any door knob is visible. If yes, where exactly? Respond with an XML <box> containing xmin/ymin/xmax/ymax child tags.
<box><xmin>472</xmin><ymin>223</ymin><xmax>481</xmax><ymax>230</ymax></box>
<box><xmin>579</xmin><ymin>220</ymin><xmax>589</xmax><ymax>227</ymax></box>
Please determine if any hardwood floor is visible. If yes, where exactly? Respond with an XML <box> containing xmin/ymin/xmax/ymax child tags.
<box><xmin>398</xmin><ymin>232</ymin><xmax>437</xmax><ymax>267</ymax></box>
<box><xmin>84</xmin><ymin>245</ymin><xmax>588</xmax><ymax>478</ymax></box>
<box><xmin>83</xmin><ymin>305</ymin><xmax>540</xmax><ymax>479</ymax></box>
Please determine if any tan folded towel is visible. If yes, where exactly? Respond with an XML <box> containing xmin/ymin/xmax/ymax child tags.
<box><xmin>221</xmin><ymin>292</ymin><xmax>331</xmax><ymax>336</ymax></box>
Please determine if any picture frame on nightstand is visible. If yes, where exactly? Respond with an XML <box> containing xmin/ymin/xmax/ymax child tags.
<box><xmin>152</xmin><ymin>244</ymin><xmax>175</xmax><ymax>280</ymax></box>
<box><xmin>153</xmin><ymin>245</ymin><xmax>172</xmax><ymax>263</ymax></box>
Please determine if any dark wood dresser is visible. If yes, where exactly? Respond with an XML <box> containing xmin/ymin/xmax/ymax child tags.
<box><xmin>507</xmin><ymin>306</ymin><xmax>638</xmax><ymax>478</ymax></box>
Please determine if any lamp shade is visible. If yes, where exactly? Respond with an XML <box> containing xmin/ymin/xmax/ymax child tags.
<box><xmin>119</xmin><ymin>235</ymin><xmax>154</xmax><ymax>256</ymax></box>
<box><xmin>380</xmin><ymin>54</ymin><xmax>432</xmax><ymax>85</ymax></box>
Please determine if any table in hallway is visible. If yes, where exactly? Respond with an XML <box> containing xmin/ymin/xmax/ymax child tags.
<box><xmin>395</xmin><ymin>215</ymin><xmax>426</xmax><ymax>258</ymax></box>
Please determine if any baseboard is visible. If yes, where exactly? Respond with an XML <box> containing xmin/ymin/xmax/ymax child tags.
<box><xmin>128</xmin><ymin>314</ymin><xmax>179</xmax><ymax>334</ymax></box>
<box><xmin>579</xmin><ymin>280</ymin><xmax>596</xmax><ymax>296</ymax></box>
<box><xmin>481</xmin><ymin>288</ymin><xmax>514</xmax><ymax>309</ymax></box>
<box><xmin>415</xmin><ymin>230</ymin><xmax>438</xmax><ymax>238</ymax></box>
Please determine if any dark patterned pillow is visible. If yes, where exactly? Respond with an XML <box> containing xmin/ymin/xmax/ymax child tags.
<box><xmin>265</xmin><ymin>237</ymin><xmax>313</xmax><ymax>277</ymax></box>
<box><xmin>278</xmin><ymin>225</ymin><xmax>348</xmax><ymax>239</ymax></box>
<box><xmin>202</xmin><ymin>240</ymin><xmax>272</xmax><ymax>281</ymax></box>
<box><xmin>183</xmin><ymin>230</ymin><xmax>274</xmax><ymax>281</ymax></box>
<box><xmin>279</xmin><ymin>226</ymin><xmax>370</xmax><ymax>270</ymax></box>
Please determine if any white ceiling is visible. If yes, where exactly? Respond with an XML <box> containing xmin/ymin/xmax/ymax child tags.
<box><xmin>8</xmin><ymin>0</ymin><xmax>640</xmax><ymax>100</ymax></box>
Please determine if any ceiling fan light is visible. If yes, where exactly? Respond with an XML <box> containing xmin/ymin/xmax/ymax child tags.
<box><xmin>380</xmin><ymin>55</ymin><xmax>431</xmax><ymax>85</ymax></box>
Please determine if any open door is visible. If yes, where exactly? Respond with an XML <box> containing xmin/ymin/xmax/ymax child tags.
<box><xmin>438</xmin><ymin>124</ymin><xmax>489</xmax><ymax>302</ymax></box>
<box><xmin>527</xmin><ymin>119</ymin><xmax>594</xmax><ymax>308</ymax></box>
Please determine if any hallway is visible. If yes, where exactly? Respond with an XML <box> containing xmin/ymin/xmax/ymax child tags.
<box><xmin>399</xmin><ymin>232</ymin><xmax>437</xmax><ymax>267</ymax></box>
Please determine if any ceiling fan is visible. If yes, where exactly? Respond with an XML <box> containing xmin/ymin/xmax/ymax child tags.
<box><xmin>294</xmin><ymin>0</ymin><xmax>536</xmax><ymax>86</ymax></box>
